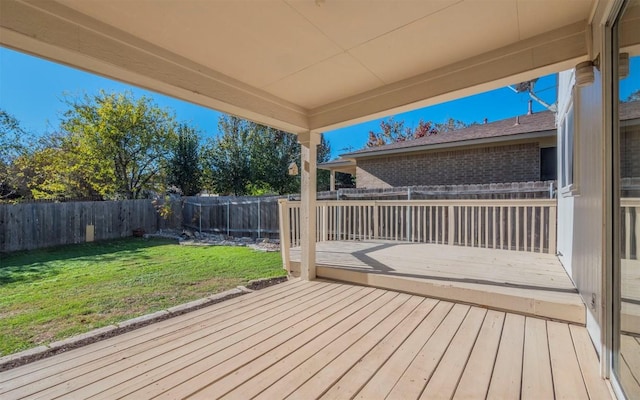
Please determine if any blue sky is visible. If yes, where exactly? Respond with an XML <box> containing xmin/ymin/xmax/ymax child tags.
<box><xmin>1</xmin><ymin>47</ymin><xmax>638</xmax><ymax>159</ymax></box>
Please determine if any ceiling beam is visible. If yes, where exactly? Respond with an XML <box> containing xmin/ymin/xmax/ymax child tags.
<box><xmin>0</xmin><ymin>0</ymin><xmax>310</xmax><ymax>134</ymax></box>
<box><xmin>309</xmin><ymin>21</ymin><xmax>590</xmax><ymax>132</ymax></box>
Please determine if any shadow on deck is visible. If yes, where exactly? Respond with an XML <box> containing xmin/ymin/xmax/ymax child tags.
<box><xmin>290</xmin><ymin>240</ymin><xmax>585</xmax><ymax>324</ymax></box>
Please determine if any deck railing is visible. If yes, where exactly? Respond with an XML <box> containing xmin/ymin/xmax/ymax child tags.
<box><xmin>278</xmin><ymin>199</ymin><xmax>557</xmax><ymax>268</ymax></box>
<box><xmin>622</xmin><ymin>198</ymin><xmax>640</xmax><ymax>260</ymax></box>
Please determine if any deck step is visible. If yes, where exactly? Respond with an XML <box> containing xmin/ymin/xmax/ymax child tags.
<box><xmin>308</xmin><ymin>265</ymin><xmax>585</xmax><ymax>325</ymax></box>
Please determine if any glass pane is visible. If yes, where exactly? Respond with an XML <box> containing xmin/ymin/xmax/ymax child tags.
<box><xmin>616</xmin><ymin>0</ymin><xmax>640</xmax><ymax>397</ymax></box>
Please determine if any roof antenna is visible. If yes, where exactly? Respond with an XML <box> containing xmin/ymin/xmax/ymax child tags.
<box><xmin>508</xmin><ymin>79</ymin><xmax>557</xmax><ymax>112</ymax></box>
<box><xmin>514</xmin><ymin>116</ymin><xmax>520</xmax><ymax>126</ymax></box>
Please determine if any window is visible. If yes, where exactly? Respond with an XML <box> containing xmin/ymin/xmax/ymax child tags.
<box><xmin>560</xmin><ymin>101</ymin><xmax>577</xmax><ymax>193</ymax></box>
<box><xmin>540</xmin><ymin>147</ymin><xmax>557</xmax><ymax>181</ymax></box>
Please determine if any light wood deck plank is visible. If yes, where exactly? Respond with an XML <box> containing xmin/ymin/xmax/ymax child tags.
<box><xmin>351</xmin><ymin>301</ymin><xmax>454</xmax><ymax>400</ymax></box>
<box><xmin>487</xmin><ymin>313</ymin><xmax>525</xmax><ymax>400</ymax></box>
<box><xmin>385</xmin><ymin>303</ymin><xmax>470</xmax><ymax>400</ymax></box>
<box><xmin>570</xmin><ymin>325</ymin><xmax>612</xmax><ymax>400</ymax></box>
<box><xmin>619</xmin><ymin>353</ymin><xmax>640</xmax><ymax>400</ymax></box>
<box><xmin>176</xmin><ymin>287</ymin><xmax>382</xmax><ymax>399</ymax></box>
<box><xmin>286</xmin><ymin>296</ymin><xmax>429</xmax><ymax>400</ymax></box>
<box><xmin>0</xmin><ymin>279</ymin><xmax>320</xmax><ymax>398</ymax></box>
<box><xmin>548</xmin><ymin>321</ymin><xmax>589</xmax><ymax>399</ymax></box>
<box><xmin>150</xmin><ymin>286</ymin><xmax>381</xmax><ymax>399</ymax></box>
<box><xmin>93</xmin><ymin>284</ymin><xmax>368</xmax><ymax>400</ymax></box>
<box><xmin>318</xmin><ymin>298</ymin><xmax>440</xmax><ymax>400</ymax></box>
<box><xmin>420</xmin><ymin>307</ymin><xmax>487</xmax><ymax>399</ymax></box>
<box><xmin>0</xmin><ymin>280</ymin><xmax>612</xmax><ymax>400</ymax></box>
<box><xmin>453</xmin><ymin>310</ymin><xmax>505</xmax><ymax>400</ymax></box>
<box><xmin>251</xmin><ymin>293</ymin><xmax>413</xmax><ymax>400</ymax></box>
<box><xmin>218</xmin><ymin>290</ymin><xmax>402</xmax><ymax>400</ymax></box>
<box><xmin>294</xmin><ymin>240</ymin><xmax>586</xmax><ymax>324</ymax></box>
<box><xmin>0</xmin><ymin>278</ymin><xmax>308</xmax><ymax>387</ymax></box>
<box><xmin>22</xmin><ymin>282</ymin><xmax>345</xmax><ymax>400</ymax></box>
<box><xmin>620</xmin><ymin>333</ymin><xmax>640</xmax><ymax>399</ymax></box>
<box><xmin>521</xmin><ymin>317</ymin><xmax>554</xmax><ymax>400</ymax></box>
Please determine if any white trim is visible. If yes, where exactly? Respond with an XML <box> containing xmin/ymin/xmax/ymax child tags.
<box><xmin>559</xmin><ymin>92</ymin><xmax>580</xmax><ymax>196</ymax></box>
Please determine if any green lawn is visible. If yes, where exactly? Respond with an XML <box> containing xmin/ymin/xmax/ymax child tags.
<box><xmin>0</xmin><ymin>238</ymin><xmax>285</xmax><ymax>356</ymax></box>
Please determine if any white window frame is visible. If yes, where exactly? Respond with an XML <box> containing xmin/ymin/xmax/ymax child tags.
<box><xmin>559</xmin><ymin>87</ymin><xmax>580</xmax><ymax>196</ymax></box>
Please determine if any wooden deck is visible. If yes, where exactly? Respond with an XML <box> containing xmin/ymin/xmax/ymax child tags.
<box><xmin>290</xmin><ymin>241</ymin><xmax>585</xmax><ymax>324</ymax></box>
<box><xmin>0</xmin><ymin>279</ymin><xmax>609</xmax><ymax>400</ymax></box>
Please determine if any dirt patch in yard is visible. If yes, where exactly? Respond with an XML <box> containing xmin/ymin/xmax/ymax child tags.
<box><xmin>246</xmin><ymin>276</ymin><xmax>288</xmax><ymax>290</ymax></box>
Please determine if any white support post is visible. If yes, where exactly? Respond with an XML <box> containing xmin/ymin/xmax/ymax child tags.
<box><xmin>330</xmin><ymin>170</ymin><xmax>336</xmax><ymax>191</ymax></box>
<box><xmin>298</xmin><ymin>131</ymin><xmax>321</xmax><ymax>280</ymax></box>
<box><xmin>277</xmin><ymin>199</ymin><xmax>291</xmax><ymax>273</ymax></box>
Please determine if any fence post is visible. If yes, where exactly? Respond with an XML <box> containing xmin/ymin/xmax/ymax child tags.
<box><xmin>278</xmin><ymin>199</ymin><xmax>291</xmax><ymax>273</ymax></box>
<box><xmin>226</xmin><ymin>201</ymin><xmax>230</xmax><ymax>237</ymax></box>
<box><xmin>198</xmin><ymin>203</ymin><xmax>202</xmax><ymax>234</ymax></box>
<box><xmin>448</xmin><ymin>205</ymin><xmax>455</xmax><ymax>245</ymax></box>
<box><xmin>257</xmin><ymin>198</ymin><xmax>261</xmax><ymax>238</ymax></box>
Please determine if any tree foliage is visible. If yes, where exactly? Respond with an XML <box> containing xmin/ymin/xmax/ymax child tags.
<box><xmin>58</xmin><ymin>91</ymin><xmax>178</xmax><ymax>199</ymax></box>
<box><xmin>0</xmin><ymin>109</ymin><xmax>30</xmax><ymax>199</ymax></box>
<box><xmin>167</xmin><ymin>124</ymin><xmax>202</xmax><ymax>196</ymax></box>
<box><xmin>201</xmin><ymin>115</ymin><xmax>331</xmax><ymax>195</ymax></box>
<box><xmin>366</xmin><ymin>117</ymin><xmax>469</xmax><ymax>147</ymax></box>
<box><xmin>201</xmin><ymin>116</ymin><xmax>253</xmax><ymax>196</ymax></box>
<box><xmin>626</xmin><ymin>89</ymin><xmax>640</xmax><ymax>103</ymax></box>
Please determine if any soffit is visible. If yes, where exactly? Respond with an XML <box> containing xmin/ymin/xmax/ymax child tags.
<box><xmin>1</xmin><ymin>0</ymin><xmax>595</xmax><ymax>132</ymax></box>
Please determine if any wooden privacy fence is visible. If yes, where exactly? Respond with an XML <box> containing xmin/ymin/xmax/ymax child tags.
<box><xmin>181</xmin><ymin>196</ymin><xmax>281</xmax><ymax>238</ymax></box>
<box><xmin>0</xmin><ymin>199</ymin><xmax>181</xmax><ymax>253</ymax></box>
<box><xmin>279</xmin><ymin>199</ymin><xmax>557</xmax><ymax>257</ymax></box>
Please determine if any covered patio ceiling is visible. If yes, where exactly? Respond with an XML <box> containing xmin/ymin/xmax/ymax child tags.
<box><xmin>0</xmin><ymin>0</ymin><xmax>595</xmax><ymax>134</ymax></box>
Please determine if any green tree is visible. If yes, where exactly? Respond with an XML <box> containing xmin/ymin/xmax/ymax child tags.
<box><xmin>0</xmin><ymin>110</ymin><xmax>30</xmax><ymax>199</ymax></box>
<box><xmin>249</xmin><ymin>125</ymin><xmax>300</xmax><ymax>195</ymax></box>
<box><xmin>9</xmin><ymin>132</ymin><xmax>105</xmax><ymax>199</ymax></box>
<box><xmin>167</xmin><ymin>124</ymin><xmax>202</xmax><ymax>196</ymax></box>
<box><xmin>201</xmin><ymin>115</ymin><xmax>332</xmax><ymax>195</ymax></box>
<box><xmin>59</xmin><ymin>91</ymin><xmax>178</xmax><ymax>199</ymax></box>
<box><xmin>201</xmin><ymin>116</ymin><xmax>253</xmax><ymax>196</ymax></box>
<box><xmin>317</xmin><ymin>134</ymin><xmax>332</xmax><ymax>191</ymax></box>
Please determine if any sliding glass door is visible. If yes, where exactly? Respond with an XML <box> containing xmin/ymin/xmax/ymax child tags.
<box><xmin>614</xmin><ymin>1</ymin><xmax>640</xmax><ymax>397</ymax></box>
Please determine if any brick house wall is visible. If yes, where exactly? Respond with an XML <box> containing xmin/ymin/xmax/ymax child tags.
<box><xmin>356</xmin><ymin>142</ymin><xmax>541</xmax><ymax>189</ymax></box>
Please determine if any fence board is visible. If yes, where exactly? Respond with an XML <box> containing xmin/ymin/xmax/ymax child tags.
<box><xmin>0</xmin><ymin>199</ymin><xmax>181</xmax><ymax>253</ymax></box>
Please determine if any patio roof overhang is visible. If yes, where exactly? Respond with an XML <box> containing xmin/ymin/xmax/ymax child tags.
<box><xmin>0</xmin><ymin>0</ymin><xmax>596</xmax><ymax>135</ymax></box>
<box><xmin>317</xmin><ymin>158</ymin><xmax>356</xmax><ymax>175</ymax></box>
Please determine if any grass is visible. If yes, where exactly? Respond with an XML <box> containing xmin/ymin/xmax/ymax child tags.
<box><xmin>0</xmin><ymin>238</ymin><xmax>285</xmax><ymax>356</ymax></box>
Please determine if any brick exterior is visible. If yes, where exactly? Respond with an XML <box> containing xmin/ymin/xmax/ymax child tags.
<box><xmin>356</xmin><ymin>142</ymin><xmax>541</xmax><ymax>189</ymax></box>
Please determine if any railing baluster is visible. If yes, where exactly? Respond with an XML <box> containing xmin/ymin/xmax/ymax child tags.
<box><xmin>524</xmin><ymin>206</ymin><xmax>528</xmax><ymax>252</ymax></box>
<box><xmin>301</xmin><ymin>199</ymin><xmax>557</xmax><ymax>254</ymax></box>
<box><xmin>507</xmin><ymin>206</ymin><xmax>512</xmax><ymax>251</ymax></box>
<box><xmin>471</xmin><ymin>206</ymin><xmax>475</xmax><ymax>247</ymax></box>
<box><xmin>538</xmin><ymin>206</ymin><xmax>543</xmax><ymax>253</ymax></box>
<box><xmin>515</xmin><ymin>206</ymin><xmax>520</xmax><ymax>251</ymax></box>
<box><xmin>549</xmin><ymin>205</ymin><xmax>557</xmax><ymax>255</ymax></box>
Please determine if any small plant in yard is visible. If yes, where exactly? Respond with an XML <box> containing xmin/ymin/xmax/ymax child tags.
<box><xmin>0</xmin><ymin>238</ymin><xmax>285</xmax><ymax>356</ymax></box>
